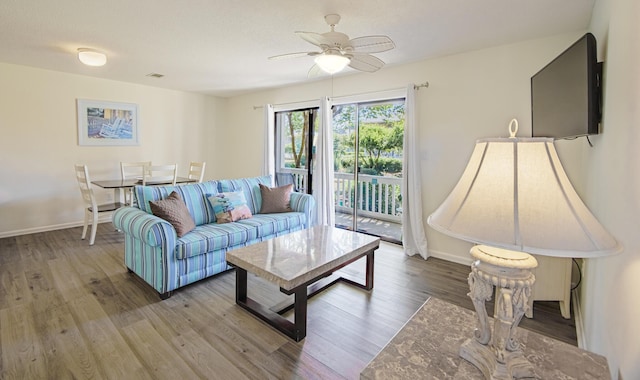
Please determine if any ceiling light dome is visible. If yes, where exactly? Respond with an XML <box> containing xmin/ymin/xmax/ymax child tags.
<box><xmin>77</xmin><ymin>48</ymin><xmax>107</xmax><ymax>66</ymax></box>
<box><xmin>314</xmin><ymin>53</ymin><xmax>350</xmax><ymax>74</ymax></box>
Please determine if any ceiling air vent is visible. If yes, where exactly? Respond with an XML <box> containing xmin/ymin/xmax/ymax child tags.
<box><xmin>146</xmin><ymin>73</ymin><xmax>164</xmax><ymax>78</ymax></box>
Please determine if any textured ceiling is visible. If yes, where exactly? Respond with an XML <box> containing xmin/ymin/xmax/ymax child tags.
<box><xmin>0</xmin><ymin>0</ymin><xmax>595</xmax><ymax>97</ymax></box>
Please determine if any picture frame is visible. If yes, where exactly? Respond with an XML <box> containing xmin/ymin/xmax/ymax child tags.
<box><xmin>77</xmin><ymin>99</ymin><xmax>139</xmax><ymax>146</ymax></box>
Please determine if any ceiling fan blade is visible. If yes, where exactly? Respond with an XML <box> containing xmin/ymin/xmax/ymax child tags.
<box><xmin>348</xmin><ymin>36</ymin><xmax>395</xmax><ymax>53</ymax></box>
<box><xmin>307</xmin><ymin>64</ymin><xmax>324</xmax><ymax>78</ymax></box>
<box><xmin>348</xmin><ymin>54</ymin><xmax>385</xmax><ymax>73</ymax></box>
<box><xmin>268</xmin><ymin>52</ymin><xmax>318</xmax><ymax>60</ymax></box>
<box><xmin>295</xmin><ymin>31</ymin><xmax>333</xmax><ymax>47</ymax></box>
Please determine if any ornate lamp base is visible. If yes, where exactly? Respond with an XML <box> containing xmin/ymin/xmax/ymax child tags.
<box><xmin>460</xmin><ymin>338</ymin><xmax>536</xmax><ymax>379</ymax></box>
<box><xmin>461</xmin><ymin>245</ymin><xmax>538</xmax><ymax>380</ymax></box>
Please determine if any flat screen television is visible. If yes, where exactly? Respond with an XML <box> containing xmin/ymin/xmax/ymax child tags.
<box><xmin>531</xmin><ymin>33</ymin><xmax>602</xmax><ymax>139</ymax></box>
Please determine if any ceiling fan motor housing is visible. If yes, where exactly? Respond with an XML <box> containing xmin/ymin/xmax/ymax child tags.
<box><xmin>322</xmin><ymin>31</ymin><xmax>350</xmax><ymax>49</ymax></box>
<box><xmin>324</xmin><ymin>14</ymin><xmax>341</xmax><ymax>27</ymax></box>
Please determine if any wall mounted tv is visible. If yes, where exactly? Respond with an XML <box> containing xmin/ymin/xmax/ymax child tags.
<box><xmin>531</xmin><ymin>33</ymin><xmax>602</xmax><ymax>139</ymax></box>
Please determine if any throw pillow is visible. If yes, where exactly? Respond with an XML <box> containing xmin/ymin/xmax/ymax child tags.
<box><xmin>208</xmin><ymin>191</ymin><xmax>253</xmax><ymax>224</ymax></box>
<box><xmin>149</xmin><ymin>191</ymin><xmax>196</xmax><ymax>237</ymax></box>
<box><xmin>259</xmin><ymin>183</ymin><xmax>293</xmax><ymax>214</ymax></box>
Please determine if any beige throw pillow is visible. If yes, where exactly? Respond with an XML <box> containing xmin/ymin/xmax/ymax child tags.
<box><xmin>259</xmin><ymin>183</ymin><xmax>293</xmax><ymax>214</ymax></box>
<box><xmin>149</xmin><ymin>191</ymin><xmax>196</xmax><ymax>237</ymax></box>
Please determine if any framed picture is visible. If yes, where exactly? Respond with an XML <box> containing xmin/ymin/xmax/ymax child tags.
<box><xmin>77</xmin><ymin>99</ymin><xmax>139</xmax><ymax>146</ymax></box>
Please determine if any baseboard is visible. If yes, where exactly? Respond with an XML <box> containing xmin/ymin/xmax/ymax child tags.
<box><xmin>572</xmin><ymin>289</ymin><xmax>587</xmax><ymax>349</ymax></box>
<box><xmin>428</xmin><ymin>249</ymin><xmax>473</xmax><ymax>266</ymax></box>
<box><xmin>0</xmin><ymin>217</ymin><xmax>113</xmax><ymax>239</ymax></box>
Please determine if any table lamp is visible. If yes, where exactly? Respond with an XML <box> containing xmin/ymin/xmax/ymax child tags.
<box><xmin>427</xmin><ymin>119</ymin><xmax>620</xmax><ymax>379</ymax></box>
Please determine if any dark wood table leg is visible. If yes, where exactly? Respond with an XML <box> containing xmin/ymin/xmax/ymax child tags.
<box><xmin>235</xmin><ymin>267</ymin><xmax>308</xmax><ymax>342</ymax></box>
<box><xmin>236</xmin><ymin>267</ymin><xmax>248</xmax><ymax>302</ymax></box>
<box><xmin>339</xmin><ymin>250</ymin><xmax>375</xmax><ymax>290</ymax></box>
<box><xmin>292</xmin><ymin>286</ymin><xmax>307</xmax><ymax>341</ymax></box>
<box><xmin>364</xmin><ymin>251</ymin><xmax>374</xmax><ymax>290</ymax></box>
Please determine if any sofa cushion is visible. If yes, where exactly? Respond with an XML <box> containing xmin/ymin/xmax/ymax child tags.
<box><xmin>208</xmin><ymin>191</ymin><xmax>253</xmax><ymax>223</ymax></box>
<box><xmin>149</xmin><ymin>191</ymin><xmax>196</xmax><ymax>237</ymax></box>
<box><xmin>235</xmin><ymin>213</ymin><xmax>306</xmax><ymax>237</ymax></box>
<box><xmin>174</xmin><ymin>222</ymin><xmax>257</xmax><ymax>260</ymax></box>
<box><xmin>259</xmin><ymin>183</ymin><xmax>293</xmax><ymax>214</ymax></box>
<box><xmin>218</xmin><ymin>176</ymin><xmax>272</xmax><ymax>215</ymax></box>
<box><xmin>135</xmin><ymin>180</ymin><xmax>219</xmax><ymax>225</ymax></box>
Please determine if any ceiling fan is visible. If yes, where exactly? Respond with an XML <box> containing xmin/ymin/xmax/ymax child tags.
<box><xmin>268</xmin><ymin>14</ymin><xmax>395</xmax><ymax>76</ymax></box>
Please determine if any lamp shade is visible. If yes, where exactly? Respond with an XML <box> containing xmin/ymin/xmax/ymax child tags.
<box><xmin>77</xmin><ymin>48</ymin><xmax>107</xmax><ymax>66</ymax></box>
<box><xmin>314</xmin><ymin>53</ymin><xmax>350</xmax><ymax>74</ymax></box>
<box><xmin>427</xmin><ymin>134</ymin><xmax>620</xmax><ymax>257</ymax></box>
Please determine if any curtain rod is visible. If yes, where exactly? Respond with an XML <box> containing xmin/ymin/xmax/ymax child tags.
<box><xmin>253</xmin><ymin>98</ymin><xmax>320</xmax><ymax>110</ymax></box>
<box><xmin>253</xmin><ymin>82</ymin><xmax>429</xmax><ymax>109</ymax></box>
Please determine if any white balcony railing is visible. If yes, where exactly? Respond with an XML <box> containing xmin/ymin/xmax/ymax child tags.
<box><xmin>280</xmin><ymin>168</ymin><xmax>402</xmax><ymax>223</ymax></box>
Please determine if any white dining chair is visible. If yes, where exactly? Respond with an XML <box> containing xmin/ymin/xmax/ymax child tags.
<box><xmin>143</xmin><ymin>164</ymin><xmax>178</xmax><ymax>185</ymax></box>
<box><xmin>75</xmin><ymin>164</ymin><xmax>125</xmax><ymax>245</ymax></box>
<box><xmin>120</xmin><ymin>161</ymin><xmax>151</xmax><ymax>181</ymax></box>
<box><xmin>120</xmin><ymin>161</ymin><xmax>151</xmax><ymax>205</ymax></box>
<box><xmin>188</xmin><ymin>161</ymin><xmax>206</xmax><ymax>183</ymax></box>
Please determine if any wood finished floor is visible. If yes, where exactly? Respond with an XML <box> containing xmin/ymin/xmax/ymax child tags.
<box><xmin>0</xmin><ymin>224</ymin><xmax>576</xmax><ymax>379</ymax></box>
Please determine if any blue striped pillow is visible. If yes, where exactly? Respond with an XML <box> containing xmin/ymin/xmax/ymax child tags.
<box><xmin>135</xmin><ymin>180</ymin><xmax>219</xmax><ymax>225</ymax></box>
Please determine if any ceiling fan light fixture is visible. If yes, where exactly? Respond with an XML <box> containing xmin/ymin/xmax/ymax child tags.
<box><xmin>77</xmin><ymin>48</ymin><xmax>107</xmax><ymax>67</ymax></box>
<box><xmin>314</xmin><ymin>54</ymin><xmax>350</xmax><ymax>74</ymax></box>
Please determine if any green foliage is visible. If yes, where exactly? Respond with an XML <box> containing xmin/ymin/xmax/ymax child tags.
<box><xmin>359</xmin><ymin>167</ymin><xmax>378</xmax><ymax>175</ymax></box>
<box><xmin>333</xmin><ymin>101</ymin><xmax>405</xmax><ymax>174</ymax></box>
<box><xmin>339</xmin><ymin>156</ymin><xmax>402</xmax><ymax>175</ymax></box>
<box><xmin>280</xmin><ymin>101</ymin><xmax>405</xmax><ymax>179</ymax></box>
<box><xmin>332</xmin><ymin>102</ymin><xmax>405</xmax><ymax>134</ymax></box>
<box><xmin>281</xmin><ymin>109</ymin><xmax>317</xmax><ymax>169</ymax></box>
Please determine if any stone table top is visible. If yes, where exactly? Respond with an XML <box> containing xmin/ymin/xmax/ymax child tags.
<box><xmin>225</xmin><ymin>225</ymin><xmax>379</xmax><ymax>291</ymax></box>
<box><xmin>360</xmin><ymin>297</ymin><xmax>610</xmax><ymax>380</ymax></box>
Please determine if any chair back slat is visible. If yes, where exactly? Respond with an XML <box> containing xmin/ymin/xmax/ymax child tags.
<box><xmin>188</xmin><ymin>161</ymin><xmax>206</xmax><ymax>183</ymax></box>
<box><xmin>143</xmin><ymin>164</ymin><xmax>178</xmax><ymax>185</ymax></box>
<box><xmin>120</xmin><ymin>161</ymin><xmax>151</xmax><ymax>180</ymax></box>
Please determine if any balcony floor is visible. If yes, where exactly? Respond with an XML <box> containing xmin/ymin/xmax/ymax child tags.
<box><xmin>335</xmin><ymin>210</ymin><xmax>402</xmax><ymax>243</ymax></box>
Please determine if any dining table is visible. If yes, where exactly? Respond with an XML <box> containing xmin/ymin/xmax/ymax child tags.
<box><xmin>92</xmin><ymin>177</ymin><xmax>196</xmax><ymax>205</ymax></box>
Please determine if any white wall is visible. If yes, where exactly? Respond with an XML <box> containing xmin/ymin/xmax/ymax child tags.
<box><xmin>0</xmin><ymin>63</ymin><xmax>226</xmax><ymax>236</ymax></box>
<box><xmin>221</xmin><ymin>33</ymin><xmax>584</xmax><ymax>265</ymax></box>
<box><xmin>581</xmin><ymin>0</ymin><xmax>640</xmax><ymax>378</ymax></box>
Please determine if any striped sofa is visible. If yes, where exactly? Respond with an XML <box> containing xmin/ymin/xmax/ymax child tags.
<box><xmin>112</xmin><ymin>176</ymin><xmax>315</xmax><ymax>299</ymax></box>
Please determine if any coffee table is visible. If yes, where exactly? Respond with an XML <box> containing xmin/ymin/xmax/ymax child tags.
<box><xmin>225</xmin><ymin>225</ymin><xmax>380</xmax><ymax>342</ymax></box>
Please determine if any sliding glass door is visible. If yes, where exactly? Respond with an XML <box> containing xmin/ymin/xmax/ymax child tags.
<box><xmin>271</xmin><ymin>97</ymin><xmax>404</xmax><ymax>243</ymax></box>
<box><xmin>332</xmin><ymin>99</ymin><xmax>405</xmax><ymax>243</ymax></box>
